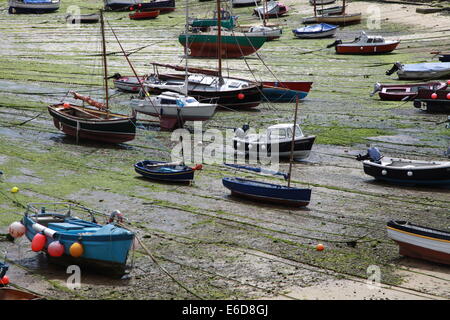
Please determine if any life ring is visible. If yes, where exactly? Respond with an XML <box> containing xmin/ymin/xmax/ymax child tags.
<box><xmin>108</xmin><ymin>210</ymin><xmax>124</xmax><ymax>224</ymax></box>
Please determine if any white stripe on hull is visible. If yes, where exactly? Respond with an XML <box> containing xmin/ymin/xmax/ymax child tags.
<box><xmin>387</xmin><ymin>228</ymin><xmax>450</xmax><ymax>255</ymax></box>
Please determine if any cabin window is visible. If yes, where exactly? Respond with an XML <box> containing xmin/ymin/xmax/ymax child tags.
<box><xmin>185</xmin><ymin>98</ymin><xmax>197</xmax><ymax>103</ymax></box>
<box><xmin>228</xmin><ymin>82</ymin><xmax>241</xmax><ymax>88</ymax></box>
<box><xmin>367</xmin><ymin>39</ymin><xmax>373</xmax><ymax>43</ymax></box>
<box><xmin>160</xmin><ymin>99</ymin><xmax>176</xmax><ymax>105</ymax></box>
<box><xmin>269</xmin><ymin>129</ymin><xmax>287</xmax><ymax>140</ymax></box>
<box><xmin>374</xmin><ymin>38</ymin><xmax>384</xmax><ymax>43</ymax></box>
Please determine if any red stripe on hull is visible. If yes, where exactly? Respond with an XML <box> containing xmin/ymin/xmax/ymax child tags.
<box><xmin>262</xmin><ymin>81</ymin><xmax>313</xmax><ymax>92</ymax></box>
<box><xmin>129</xmin><ymin>10</ymin><xmax>159</xmax><ymax>19</ymax></box>
<box><xmin>52</xmin><ymin>119</ymin><xmax>135</xmax><ymax>144</ymax></box>
<box><xmin>188</xmin><ymin>43</ymin><xmax>259</xmax><ymax>58</ymax></box>
<box><xmin>395</xmin><ymin>240</ymin><xmax>450</xmax><ymax>265</ymax></box>
<box><xmin>336</xmin><ymin>42</ymin><xmax>399</xmax><ymax>54</ymax></box>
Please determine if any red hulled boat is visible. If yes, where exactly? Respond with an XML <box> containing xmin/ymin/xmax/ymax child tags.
<box><xmin>371</xmin><ymin>81</ymin><xmax>448</xmax><ymax>101</ymax></box>
<box><xmin>129</xmin><ymin>9</ymin><xmax>159</xmax><ymax>20</ymax></box>
<box><xmin>330</xmin><ymin>31</ymin><xmax>399</xmax><ymax>54</ymax></box>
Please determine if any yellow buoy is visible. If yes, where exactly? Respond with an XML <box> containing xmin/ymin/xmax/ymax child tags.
<box><xmin>11</xmin><ymin>187</ymin><xmax>19</xmax><ymax>193</ymax></box>
<box><xmin>69</xmin><ymin>242</ymin><xmax>84</xmax><ymax>258</ymax></box>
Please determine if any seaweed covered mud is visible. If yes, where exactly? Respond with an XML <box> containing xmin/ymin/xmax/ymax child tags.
<box><xmin>0</xmin><ymin>0</ymin><xmax>449</xmax><ymax>300</ymax></box>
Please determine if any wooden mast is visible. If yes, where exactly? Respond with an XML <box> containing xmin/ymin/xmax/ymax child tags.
<box><xmin>287</xmin><ymin>97</ymin><xmax>299</xmax><ymax>188</ymax></box>
<box><xmin>184</xmin><ymin>0</ymin><xmax>189</xmax><ymax>96</ymax></box>
<box><xmin>313</xmin><ymin>0</ymin><xmax>317</xmax><ymax>17</ymax></box>
<box><xmin>342</xmin><ymin>0</ymin><xmax>346</xmax><ymax>15</ymax></box>
<box><xmin>100</xmin><ymin>10</ymin><xmax>109</xmax><ymax>114</ymax></box>
<box><xmin>216</xmin><ymin>0</ymin><xmax>222</xmax><ymax>81</ymax></box>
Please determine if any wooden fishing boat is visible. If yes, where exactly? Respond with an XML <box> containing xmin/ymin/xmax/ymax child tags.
<box><xmin>386</xmin><ymin>62</ymin><xmax>450</xmax><ymax>80</ymax></box>
<box><xmin>143</xmin><ymin>66</ymin><xmax>263</xmax><ymax>109</ymax></box>
<box><xmin>48</xmin><ymin>13</ymin><xmax>136</xmax><ymax>144</ymax></box>
<box><xmin>179</xmin><ymin>28</ymin><xmax>266</xmax><ymax>58</ymax></box>
<box><xmin>20</xmin><ymin>202</ymin><xmax>135</xmax><ymax>276</ymax></box>
<box><xmin>0</xmin><ymin>288</ymin><xmax>43</xmax><ymax>300</ymax></box>
<box><xmin>387</xmin><ymin>220</ymin><xmax>450</xmax><ymax>265</ymax></box>
<box><xmin>371</xmin><ymin>81</ymin><xmax>448</xmax><ymax>101</ymax></box>
<box><xmin>130</xmin><ymin>91</ymin><xmax>216</xmax><ymax>130</ymax></box>
<box><xmin>135</xmin><ymin>0</ymin><xmax>175</xmax><ymax>13</ymax></box>
<box><xmin>310</xmin><ymin>0</ymin><xmax>335</xmax><ymax>5</ymax></box>
<box><xmin>8</xmin><ymin>0</ymin><xmax>60</xmax><ymax>14</ymax></box>
<box><xmin>231</xmin><ymin>0</ymin><xmax>260</xmax><ymax>7</ymax></box>
<box><xmin>413</xmin><ymin>89</ymin><xmax>450</xmax><ymax>113</ymax></box>
<box><xmin>189</xmin><ymin>9</ymin><xmax>237</xmax><ymax>30</ymax></box>
<box><xmin>223</xmin><ymin>177</ymin><xmax>311</xmax><ymax>206</ymax></box>
<box><xmin>233</xmin><ymin>123</ymin><xmax>315</xmax><ymax>160</ymax></box>
<box><xmin>129</xmin><ymin>9</ymin><xmax>159</xmax><ymax>19</ymax></box>
<box><xmin>262</xmin><ymin>81</ymin><xmax>313</xmax><ymax>102</ymax></box>
<box><xmin>112</xmin><ymin>74</ymin><xmax>148</xmax><ymax>92</ymax></box>
<box><xmin>292</xmin><ymin>23</ymin><xmax>338</xmax><ymax>39</ymax></box>
<box><xmin>253</xmin><ymin>0</ymin><xmax>288</xmax><ymax>19</ymax></box>
<box><xmin>66</xmin><ymin>13</ymin><xmax>100</xmax><ymax>24</ymax></box>
<box><xmin>134</xmin><ymin>160</ymin><xmax>201</xmax><ymax>182</ymax></box>
<box><xmin>356</xmin><ymin>147</ymin><xmax>450</xmax><ymax>186</ymax></box>
<box><xmin>329</xmin><ymin>31</ymin><xmax>399</xmax><ymax>54</ymax></box>
<box><xmin>302</xmin><ymin>12</ymin><xmax>361</xmax><ymax>25</ymax></box>
<box><xmin>104</xmin><ymin>0</ymin><xmax>140</xmax><ymax>11</ymax></box>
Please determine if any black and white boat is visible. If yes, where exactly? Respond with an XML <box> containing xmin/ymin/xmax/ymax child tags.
<box><xmin>356</xmin><ymin>147</ymin><xmax>450</xmax><ymax>186</ymax></box>
<box><xmin>104</xmin><ymin>0</ymin><xmax>141</xmax><ymax>11</ymax></box>
<box><xmin>8</xmin><ymin>0</ymin><xmax>60</xmax><ymax>14</ymax></box>
<box><xmin>387</xmin><ymin>220</ymin><xmax>450</xmax><ymax>265</ymax></box>
<box><xmin>233</xmin><ymin>123</ymin><xmax>315</xmax><ymax>160</ymax></box>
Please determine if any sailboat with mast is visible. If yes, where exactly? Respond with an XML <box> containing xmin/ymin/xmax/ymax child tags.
<box><xmin>47</xmin><ymin>11</ymin><xmax>136</xmax><ymax>144</ymax></box>
<box><xmin>241</xmin><ymin>0</ymin><xmax>282</xmax><ymax>41</ymax></box>
<box><xmin>142</xmin><ymin>0</ymin><xmax>262</xmax><ymax>109</ymax></box>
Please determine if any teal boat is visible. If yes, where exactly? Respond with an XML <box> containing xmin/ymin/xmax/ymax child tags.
<box><xmin>189</xmin><ymin>9</ymin><xmax>237</xmax><ymax>30</ymax></box>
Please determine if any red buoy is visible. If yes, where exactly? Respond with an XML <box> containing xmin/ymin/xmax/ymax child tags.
<box><xmin>447</xmin><ymin>93</ymin><xmax>450</xmax><ymax>100</ymax></box>
<box><xmin>0</xmin><ymin>276</ymin><xmax>9</xmax><ymax>285</ymax></box>
<box><xmin>48</xmin><ymin>241</ymin><xmax>65</xmax><ymax>257</ymax></box>
<box><xmin>31</xmin><ymin>233</ymin><xmax>46</xmax><ymax>252</ymax></box>
<box><xmin>237</xmin><ymin>93</ymin><xmax>245</xmax><ymax>100</ymax></box>
<box><xmin>431</xmin><ymin>93</ymin><xmax>438</xmax><ymax>99</ymax></box>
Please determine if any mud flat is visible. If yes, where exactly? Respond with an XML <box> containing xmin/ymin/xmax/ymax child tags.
<box><xmin>0</xmin><ymin>0</ymin><xmax>449</xmax><ymax>300</ymax></box>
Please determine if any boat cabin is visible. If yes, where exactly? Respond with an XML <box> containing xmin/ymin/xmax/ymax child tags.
<box><xmin>352</xmin><ymin>31</ymin><xmax>385</xmax><ymax>44</ymax></box>
<box><xmin>155</xmin><ymin>92</ymin><xmax>199</xmax><ymax>107</ymax></box>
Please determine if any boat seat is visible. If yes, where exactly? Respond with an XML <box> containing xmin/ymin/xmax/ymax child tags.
<box><xmin>33</xmin><ymin>216</ymin><xmax>65</xmax><ymax>224</ymax></box>
<box><xmin>47</xmin><ymin>222</ymin><xmax>85</xmax><ymax>231</ymax></box>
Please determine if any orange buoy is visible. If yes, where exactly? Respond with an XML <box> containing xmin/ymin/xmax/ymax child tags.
<box><xmin>31</xmin><ymin>233</ymin><xmax>46</xmax><ymax>252</ymax></box>
<box><xmin>69</xmin><ymin>242</ymin><xmax>83</xmax><ymax>258</ymax></box>
<box><xmin>316</xmin><ymin>243</ymin><xmax>325</xmax><ymax>251</ymax></box>
<box><xmin>0</xmin><ymin>275</ymin><xmax>9</xmax><ymax>285</ymax></box>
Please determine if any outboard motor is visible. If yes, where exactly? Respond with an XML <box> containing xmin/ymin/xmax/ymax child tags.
<box><xmin>356</xmin><ymin>147</ymin><xmax>382</xmax><ymax>163</ymax></box>
<box><xmin>370</xmin><ymin>82</ymin><xmax>382</xmax><ymax>97</ymax></box>
<box><xmin>385</xmin><ymin>62</ymin><xmax>402</xmax><ymax>76</ymax></box>
<box><xmin>326</xmin><ymin>39</ymin><xmax>342</xmax><ymax>48</ymax></box>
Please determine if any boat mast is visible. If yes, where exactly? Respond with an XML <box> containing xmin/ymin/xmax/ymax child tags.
<box><xmin>100</xmin><ymin>10</ymin><xmax>109</xmax><ymax>113</ymax></box>
<box><xmin>287</xmin><ymin>97</ymin><xmax>299</xmax><ymax>188</ymax></box>
<box><xmin>263</xmin><ymin>0</ymin><xmax>267</xmax><ymax>26</ymax></box>
<box><xmin>184</xmin><ymin>0</ymin><xmax>189</xmax><ymax>96</ymax></box>
<box><xmin>216</xmin><ymin>0</ymin><xmax>222</xmax><ymax>81</ymax></box>
<box><xmin>313</xmin><ymin>0</ymin><xmax>317</xmax><ymax>17</ymax></box>
<box><xmin>343</xmin><ymin>0</ymin><xmax>346</xmax><ymax>15</ymax></box>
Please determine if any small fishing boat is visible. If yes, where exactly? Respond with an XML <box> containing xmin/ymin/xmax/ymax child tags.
<box><xmin>223</xmin><ymin>177</ymin><xmax>311</xmax><ymax>206</ymax></box>
<box><xmin>231</xmin><ymin>0</ymin><xmax>260</xmax><ymax>7</ymax></box>
<box><xmin>134</xmin><ymin>160</ymin><xmax>201</xmax><ymax>182</ymax></box>
<box><xmin>0</xmin><ymin>288</ymin><xmax>43</xmax><ymax>300</ymax></box>
<box><xmin>413</xmin><ymin>89</ymin><xmax>450</xmax><ymax>113</ymax></box>
<box><xmin>130</xmin><ymin>91</ymin><xmax>217</xmax><ymax>130</ymax></box>
<box><xmin>104</xmin><ymin>0</ymin><xmax>141</xmax><ymax>11</ymax></box>
<box><xmin>262</xmin><ymin>81</ymin><xmax>313</xmax><ymax>102</ymax></box>
<box><xmin>179</xmin><ymin>28</ymin><xmax>266</xmax><ymax>58</ymax></box>
<box><xmin>135</xmin><ymin>0</ymin><xmax>175</xmax><ymax>13</ymax></box>
<box><xmin>8</xmin><ymin>0</ymin><xmax>60</xmax><ymax>14</ymax></box>
<box><xmin>304</xmin><ymin>0</ymin><xmax>360</xmax><ymax>25</ymax></box>
<box><xmin>243</xmin><ymin>25</ymin><xmax>282</xmax><ymax>41</ymax></box>
<box><xmin>233</xmin><ymin>123</ymin><xmax>315</xmax><ymax>160</ymax></box>
<box><xmin>310</xmin><ymin>0</ymin><xmax>335</xmax><ymax>5</ymax></box>
<box><xmin>20</xmin><ymin>202</ymin><xmax>135</xmax><ymax>276</ymax></box>
<box><xmin>371</xmin><ymin>81</ymin><xmax>448</xmax><ymax>101</ymax></box>
<box><xmin>386</xmin><ymin>62</ymin><xmax>450</xmax><ymax>80</ymax></box>
<box><xmin>129</xmin><ymin>9</ymin><xmax>159</xmax><ymax>20</ymax></box>
<box><xmin>189</xmin><ymin>9</ymin><xmax>237</xmax><ymax>30</ymax></box>
<box><xmin>292</xmin><ymin>23</ymin><xmax>338</xmax><ymax>39</ymax></box>
<box><xmin>328</xmin><ymin>31</ymin><xmax>399</xmax><ymax>54</ymax></box>
<box><xmin>356</xmin><ymin>147</ymin><xmax>450</xmax><ymax>186</ymax></box>
<box><xmin>66</xmin><ymin>13</ymin><xmax>100</xmax><ymax>24</ymax></box>
<box><xmin>112</xmin><ymin>73</ymin><xmax>148</xmax><ymax>93</ymax></box>
<box><xmin>387</xmin><ymin>220</ymin><xmax>450</xmax><ymax>265</ymax></box>
<box><xmin>253</xmin><ymin>0</ymin><xmax>288</xmax><ymax>19</ymax></box>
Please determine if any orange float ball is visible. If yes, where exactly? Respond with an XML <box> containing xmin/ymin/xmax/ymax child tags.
<box><xmin>69</xmin><ymin>242</ymin><xmax>83</xmax><ymax>258</ymax></box>
<box><xmin>0</xmin><ymin>276</ymin><xmax>9</xmax><ymax>285</ymax></box>
<box><xmin>316</xmin><ymin>243</ymin><xmax>325</xmax><ymax>251</ymax></box>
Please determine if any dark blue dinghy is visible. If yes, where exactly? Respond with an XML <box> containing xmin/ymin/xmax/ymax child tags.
<box><xmin>222</xmin><ymin>177</ymin><xmax>311</xmax><ymax>207</ymax></box>
<box><xmin>135</xmin><ymin>160</ymin><xmax>202</xmax><ymax>182</ymax></box>
<box><xmin>292</xmin><ymin>23</ymin><xmax>338</xmax><ymax>39</ymax></box>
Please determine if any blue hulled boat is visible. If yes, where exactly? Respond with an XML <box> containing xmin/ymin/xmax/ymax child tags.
<box><xmin>292</xmin><ymin>23</ymin><xmax>338</xmax><ymax>39</ymax></box>
<box><xmin>134</xmin><ymin>160</ymin><xmax>201</xmax><ymax>182</ymax></box>
<box><xmin>222</xmin><ymin>177</ymin><xmax>311</xmax><ymax>207</ymax></box>
<box><xmin>262</xmin><ymin>81</ymin><xmax>313</xmax><ymax>102</ymax></box>
<box><xmin>21</xmin><ymin>203</ymin><xmax>135</xmax><ymax>276</ymax></box>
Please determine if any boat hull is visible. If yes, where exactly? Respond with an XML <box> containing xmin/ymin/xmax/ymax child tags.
<box><xmin>387</xmin><ymin>221</ymin><xmax>450</xmax><ymax>265</ymax></box>
<box><xmin>0</xmin><ymin>288</ymin><xmax>43</xmax><ymax>300</ymax></box>
<box><xmin>179</xmin><ymin>34</ymin><xmax>266</xmax><ymax>58</ymax></box>
<box><xmin>8</xmin><ymin>0</ymin><xmax>60</xmax><ymax>13</ymax></box>
<box><xmin>48</xmin><ymin>105</ymin><xmax>136</xmax><ymax>144</ymax></box>
<box><xmin>129</xmin><ymin>10</ymin><xmax>159</xmax><ymax>19</ymax></box>
<box><xmin>262</xmin><ymin>81</ymin><xmax>313</xmax><ymax>102</ymax></box>
<box><xmin>376</xmin><ymin>82</ymin><xmax>447</xmax><ymax>101</ymax></box>
<box><xmin>303</xmin><ymin>13</ymin><xmax>362</xmax><ymax>26</ymax></box>
<box><xmin>135</xmin><ymin>160</ymin><xmax>195</xmax><ymax>182</ymax></box>
<box><xmin>362</xmin><ymin>159</ymin><xmax>450</xmax><ymax>186</ymax></box>
<box><xmin>413</xmin><ymin>99</ymin><xmax>450</xmax><ymax>113</ymax></box>
<box><xmin>232</xmin><ymin>0</ymin><xmax>260</xmax><ymax>7</ymax></box>
<box><xmin>293</xmin><ymin>28</ymin><xmax>337</xmax><ymax>39</ymax></box>
<box><xmin>114</xmin><ymin>76</ymin><xmax>147</xmax><ymax>92</ymax></box>
<box><xmin>336</xmin><ymin>42</ymin><xmax>399</xmax><ymax>54</ymax></box>
<box><xmin>223</xmin><ymin>177</ymin><xmax>311</xmax><ymax>207</ymax></box>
